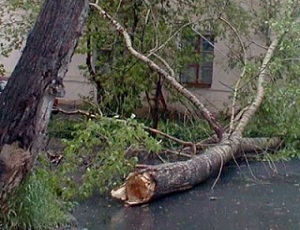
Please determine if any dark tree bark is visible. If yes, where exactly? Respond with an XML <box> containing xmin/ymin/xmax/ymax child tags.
<box><xmin>0</xmin><ymin>0</ymin><xmax>89</xmax><ymax>206</ymax></box>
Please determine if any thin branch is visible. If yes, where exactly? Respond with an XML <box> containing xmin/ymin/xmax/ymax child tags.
<box><xmin>52</xmin><ymin>108</ymin><xmax>97</xmax><ymax>118</ymax></box>
<box><xmin>163</xmin><ymin>149</ymin><xmax>192</xmax><ymax>158</ymax></box>
<box><xmin>218</xmin><ymin>16</ymin><xmax>247</xmax><ymax>134</ymax></box>
<box><xmin>90</xmin><ymin>2</ymin><xmax>224</xmax><ymax>139</ymax></box>
<box><xmin>146</xmin><ymin>127</ymin><xmax>196</xmax><ymax>155</ymax></box>
<box><xmin>211</xmin><ymin>152</ymin><xmax>224</xmax><ymax>190</ymax></box>
<box><xmin>155</xmin><ymin>152</ymin><xmax>167</xmax><ymax>163</ymax></box>
<box><xmin>234</xmin><ymin>37</ymin><xmax>281</xmax><ymax>135</ymax></box>
<box><xmin>251</xmin><ymin>40</ymin><xmax>268</xmax><ymax>50</ymax></box>
<box><xmin>148</xmin><ymin>20</ymin><xmax>201</xmax><ymax>56</ymax></box>
<box><xmin>191</xmin><ymin>27</ymin><xmax>228</xmax><ymax>59</ymax></box>
<box><xmin>150</xmin><ymin>53</ymin><xmax>175</xmax><ymax>77</ymax></box>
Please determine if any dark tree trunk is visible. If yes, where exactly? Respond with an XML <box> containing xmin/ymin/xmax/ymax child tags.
<box><xmin>0</xmin><ymin>0</ymin><xmax>89</xmax><ymax>206</ymax></box>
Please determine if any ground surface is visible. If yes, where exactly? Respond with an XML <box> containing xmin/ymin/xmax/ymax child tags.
<box><xmin>72</xmin><ymin>159</ymin><xmax>300</xmax><ymax>230</ymax></box>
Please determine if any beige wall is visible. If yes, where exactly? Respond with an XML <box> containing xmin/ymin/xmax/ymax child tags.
<box><xmin>0</xmin><ymin>41</ymin><xmax>241</xmax><ymax>114</ymax></box>
<box><xmin>0</xmin><ymin>39</ymin><xmax>252</xmax><ymax>115</ymax></box>
<box><xmin>144</xmin><ymin>39</ymin><xmax>242</xmax><ymax>116</ymax></box>
<box><xmin>191</xmin><ymin>39</ymin><xmax>240</xmax><ymax>113</ymax></box>
<box><xmin>0</xmin><ymin>49</ymin><xmax>96</xmax><ymax>103</ymax></box>
<box><xmin>1</xmin><ymin>1</ymin><xmax>269</xmax><ymax>114</ymax></box>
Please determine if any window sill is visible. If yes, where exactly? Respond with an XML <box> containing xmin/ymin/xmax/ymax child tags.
<box><xmin>182</xmin><ymin>83</ymin><xmax>211</xmax><ymax>88</ymax></box>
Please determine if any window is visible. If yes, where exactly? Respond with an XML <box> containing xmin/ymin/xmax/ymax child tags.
<box><xmin>179</xmin><ymin>31</ymin><xmax>214</xmax><ymax>88</ymax></box>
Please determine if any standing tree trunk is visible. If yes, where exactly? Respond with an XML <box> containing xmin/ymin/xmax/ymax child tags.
<box><xmin>0</xmin><ymin>0</ymin><xmax>89</xmax><ymax>206</ymax></box>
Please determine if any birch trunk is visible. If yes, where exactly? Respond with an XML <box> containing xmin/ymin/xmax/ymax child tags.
<box><xmin>90</xmin><ymin>2</ymin><xmax>285</xmax><ymax>206</ymax></box>
<box><xmin>111</xmin><ymin>137</ymin><xmax>281</xmax><ymax>205</ymax></box>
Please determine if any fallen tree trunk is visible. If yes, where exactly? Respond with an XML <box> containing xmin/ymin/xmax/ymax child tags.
<box><xmin>111</xmin><ymin>136</ymin><xmax>281</xmax><ymax>205</ymax></box>
<box><xmin>238</xmin><ymin>137</ymin><xmax>282</xmax><ymax>153</ymax></box>
<box><xmin>91</xmin><ymin>2</ymin><xmax>285</xmax><ymax>206</ymax></box>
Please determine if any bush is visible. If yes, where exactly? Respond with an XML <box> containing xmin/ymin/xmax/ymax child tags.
<box><xmin>56</xmin><ymin>116</ymin><xmax>162</xmax><ymax>199</ymax></box>
<box><xmin>48</xmin><ymin>114</ymin><xmax>83</xmax><ymax>140</ymax></box>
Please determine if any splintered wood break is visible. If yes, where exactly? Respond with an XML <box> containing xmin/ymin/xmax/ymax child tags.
<box><xmin>111</xmin><ymin>172</ymin><xmax>156</xmax><ymax>205</ymax></box>
<box><xmin>0</xmin><ymin>143</ymin><xmax>31</xmax><ymax>201</ymax></box>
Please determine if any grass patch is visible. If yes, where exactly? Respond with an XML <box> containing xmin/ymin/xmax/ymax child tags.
<box><xmin>0</xmin><ymin>167</ymin><xmax>69</xmax><ymax>230</ymax></box>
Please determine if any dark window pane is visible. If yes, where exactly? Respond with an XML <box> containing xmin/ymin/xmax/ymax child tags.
<box><xmin>181</xmin><ymin>66</ymin><xmax>197</xmax><ymax>83</ymax></box>
<box><xmin>180</xmin><ymin>30</ymin><xmax>214</xmax><ymax>87</ymax></box>
<box><xmin>202</xmin><ymin>40</ymin><xmax>213</xmax><ymax>51</ymax></box>
<box><xmin>200</xmin><ymin>67</ymin><xmax>213</xmax><ymax>85</ymax></box>
<box><xmin>201</xmin><ymin>52</ymin><xmax>214</xmax><ymax>66</ymax></box>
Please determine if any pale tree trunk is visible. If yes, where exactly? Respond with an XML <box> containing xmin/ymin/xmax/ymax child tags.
<box><xmin>111</xmin><ymin>137</ymin><xmax>281</xmax><ymax>205</ymax></box>
<box><xmin>90</xmin><ymin>3</ymin><xmax>285</xmax><ymax>205</ymax></box>
<box><xmin>0</xmin><ymin>0</ymin><xmax>89</xmax><ymax>206</ymax></box>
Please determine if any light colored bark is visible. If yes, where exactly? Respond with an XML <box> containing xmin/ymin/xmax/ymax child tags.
<box><xmin>111</xmin><ymin>136</ymin><xmax>281</xmax><ymax>205</ymax></box>
<box><xmin>90</xmin><ymin>3</ymin><xmax>224</xmax><ymax>139</ymax></box>
<box><xmin>233</xmin><ymin>37</ymin><xmax>280</xmax><ymax>135</ymax></box>
<box><xmin>90</xmin><ymin>2</ymin><xmax>286</xmax><ymax>206</ymax></box>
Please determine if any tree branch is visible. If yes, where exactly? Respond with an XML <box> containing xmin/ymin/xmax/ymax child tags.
<box><xmin>52</xmin><ymin>108</ymin><xmax>97</xmax><ymax>118</ymax></box>
<box><xmin>234</xmin><ymin>37</ymin><xmax>281</xmax><ymax>135</ymax></box>
<box><xmin>218</xmin><ymin>16</ymin><xmax>247</xmax><ymax>134</ymax></box>
<box><xmin>89</xmin><ymin>3</ymin><xmax>224</xmax><ymax>139</ymax></box>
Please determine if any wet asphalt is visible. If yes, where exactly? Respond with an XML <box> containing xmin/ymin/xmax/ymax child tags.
<box><xmin>74</xmin><ymin>159</ymin><xmax>300</xmax><ymax>230</ymax></box>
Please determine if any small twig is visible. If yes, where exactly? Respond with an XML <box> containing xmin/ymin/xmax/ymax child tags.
<box><xmin>163</xmin><ymin>149</ymin><xmax>192</xmax><ymax>158</ymax></box>
<box><xmin>211</xmin><ymin>153</ymin><xmax>224</xmax><ymax>190</ymax></box>
<box><xmin>150</xmin><ymin>53</ymin><xmax>175</xmax><ymax>77</ymax></box>
<box><xmin>135</xmin><ymin>164</ymin><xmax>151</xmax><ymax>169</ymax></box>
<box><xmin>195</xmin><ymin>136</ymin><xmax>219</xmax><ymax>149</ymax></box>
<box><xmin>251</xmin><ymin>40</ymin><xmax>268</xmax><ymax>50</ymax></box>
<box><xmin>155</xmin><ymin>152</ymin><xmax>166</xmax><ymax>163</ymax></box>
<box><xmin>218</xmin><ymin>16</ymin><xmax>247</xmax><ymax>134</ymax></box>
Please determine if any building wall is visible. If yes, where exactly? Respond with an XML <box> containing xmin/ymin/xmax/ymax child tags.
<box><xmin>138</xmin><ymin>38</ymin><xmax>242</xmax><ymax>116</ymax></box>
<box><xmin>0</xmin><ymin>41</ymin><xmax>240</xmax><ymax>114</ymax></box>
<box><xmin>2</xmin><ymin>2</ymin><xmax>267</xmax><ymax>114</ymax></box>
<box><xmin>190</xmin><ymin>39</ymin><xmax>240</xmax><ymax>113</ymax></box>
<box><xmin>0</xmin><ymin>49</ymin><xmax>96</xmax><ymax>105</ymax></box>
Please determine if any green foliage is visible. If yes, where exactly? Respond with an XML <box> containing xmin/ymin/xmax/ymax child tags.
<box><xmin>78</xmin><ymin>5</ymin><xmax>155</xmax><ymax>116</ymax></box>
<box><xmin>244</xmin><ymin>1</ymin><xmax>300</xmax><ymax>159</ymax></box>
<box><xmin>78</xmin><ymin>1</ymin><xmax>249</xmax><ymax>117</ymax></box>
<box><xmin>245</xmin><ymin>83</ymin><xmax>300</xmax><ymax>159</ymax></box>
<box><xmin>0</xmin><ymin>0</ymin><xmax>41</xmax><ymax>57</ymax></box>
<box><xmin>157</xmin><ymin>117</ymin><xmax>211</xmax><ymax>149</ymax></box>
<box><xmin>0</xmin><ymin>167</ymin><xmax>68</xmax><ymax>230</ymax></box>
<box><xmin>48</xmin><ymin>114</ymin><xmax>83</xmax><ymax>140</ymax></box>
<box><xmin>56</xmin><ymin>116</ymin><xmax>161</xmax><ymax>198</ymax></box>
